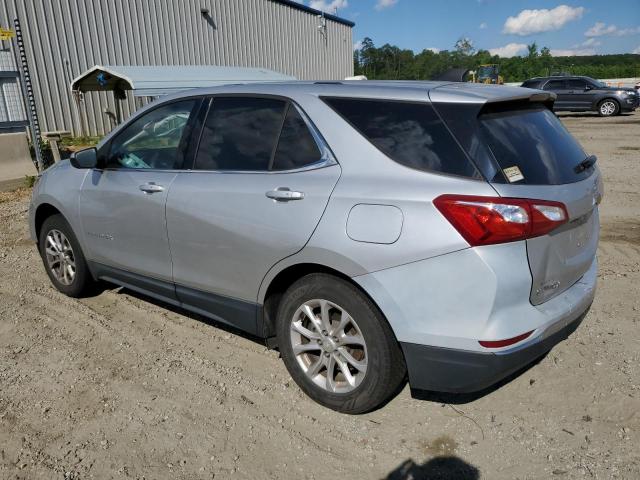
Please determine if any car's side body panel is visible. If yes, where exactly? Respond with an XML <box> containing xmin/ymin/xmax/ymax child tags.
<box><xmin>29</xmin><ymin>160</ymin><xmax>89</xmax><ymax>251</ymax></box>
<box><xmin>166</xmin><ymin>164</ymin><xmax>341</xmax><ymax>304</ymax></box>
<box><xmin>79</xmin><ymin>169</ymin><xmax>178</xmax><ymax>284</ymax></box>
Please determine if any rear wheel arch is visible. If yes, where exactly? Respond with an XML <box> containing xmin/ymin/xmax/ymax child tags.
<box><xmin>260</xmin><ymin>263</ymin><xmax>399</xmax><ymax>345</ymax></box>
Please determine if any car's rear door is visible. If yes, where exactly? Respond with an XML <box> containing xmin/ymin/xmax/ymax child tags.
<box><xmin>543</xmin><ymin>79</ymin><xmax>572</xmax><ymax>109</ymax></box>
<box><xmin>165</xmin><ymin>96</ymin><xmax>340</xmax><ymax>331</ymax></box>
<box><xmin>80</xmin><ymin>98</ymin><xmax>201</xmax><ymax>298</ymax></box>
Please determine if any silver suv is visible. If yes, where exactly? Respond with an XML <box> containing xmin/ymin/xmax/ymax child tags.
<box><xmin>30</xmin><ymin>81</ymin><xmax>602</xmax><ymax>414</ymax></box>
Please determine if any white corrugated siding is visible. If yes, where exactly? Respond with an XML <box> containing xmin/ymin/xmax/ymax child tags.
<box><xmin>0</xmin><ymin>0</ymin><xmax>353</xmax><ymax>135</ymax></box>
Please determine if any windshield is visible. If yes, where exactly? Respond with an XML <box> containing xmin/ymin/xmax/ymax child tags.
<box><xmin>588</xmin><ymin>78</ymin><xmax>607</xmax><ymax>88</ymax></box>
<box><xmin>479</xmin><ymin>105</ymin><xmax>593</xmax><ymax>185</ymax></box>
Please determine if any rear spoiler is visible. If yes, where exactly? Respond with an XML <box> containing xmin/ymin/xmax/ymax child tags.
<box><xmin>429</xmin><ymin>85</ymin><xmax>556</xmax><ymax>113</ymax></box>
<box><xmin>479</xmin><ymin>92</ymin><xmax>556</xmax><ymax>115</ymax></box>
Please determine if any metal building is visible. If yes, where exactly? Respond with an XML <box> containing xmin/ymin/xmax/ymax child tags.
<box><xmin>0</xmin><ymin>0</ymin><xmax>354</xmax><ymax>136</ymax></box>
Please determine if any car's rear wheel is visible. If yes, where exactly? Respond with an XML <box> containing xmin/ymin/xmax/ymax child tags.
<box><xmin>598</xmin><ymin>99</ymin><xmax>619</xmax><ymax>117</ymax></box>
<box><xmin>39</xmin><ymin>214</ymin><xmax>95</xmax><ymax>297</ymax></box>
<box><xmin>276</xmin><ymin>273</ymin><xmax>406</xmax><ymax>414</ymax></box>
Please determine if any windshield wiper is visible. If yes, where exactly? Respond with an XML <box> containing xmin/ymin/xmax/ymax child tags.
<box><xmin>575</xmin><ymin>155</ymin><xmax>597</xmax><ymax>174</ymax></box>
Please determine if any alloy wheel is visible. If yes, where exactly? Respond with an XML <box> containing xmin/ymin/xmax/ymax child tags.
<box><xmin>44</xmin><ymin>229</ymin><xmax>76</xmax><ymax>286</ymax></box>
<box><xmin>600</xmin><ymin>101</ymin><xmax>616</xmax><ymax>116</ymax></box>
<box><xmin>290</xmin><ymin>299</ymin><xmax>368</xmax><ymax>393</ymax></box>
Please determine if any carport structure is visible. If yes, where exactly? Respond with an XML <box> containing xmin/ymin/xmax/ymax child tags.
<box><xmin>70</xmin><ymin>65</ymin><xmax>296</xmax><ymax>134</ymax></box>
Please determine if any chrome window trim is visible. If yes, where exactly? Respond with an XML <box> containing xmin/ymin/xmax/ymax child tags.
<box><xmin>98</xmin><ymin>93</ymin><xmax>338</xmax><ymax>175</ymax></box>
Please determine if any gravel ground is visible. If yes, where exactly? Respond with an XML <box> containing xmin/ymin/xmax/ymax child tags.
<box><xmin>1</xmin><ymin>112</ymin><xmax>639</xmax><ymax>480</ymax></box>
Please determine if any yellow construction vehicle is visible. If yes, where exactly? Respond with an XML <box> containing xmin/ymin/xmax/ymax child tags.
<box><xmin>0</xmin><ymin>27</ymin><xmax>16</xmax><ymax>41</ymax></box>
<box><xmin>471</xmin><ymin>64</ymin><xmax>504</xmax><ymax>84</ymax></box>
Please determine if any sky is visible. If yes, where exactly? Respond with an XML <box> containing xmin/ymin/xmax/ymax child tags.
<box><xmin>295</xmin><ymin>0</ymin><xmax>640</xmax><ymax>56</ymax></box>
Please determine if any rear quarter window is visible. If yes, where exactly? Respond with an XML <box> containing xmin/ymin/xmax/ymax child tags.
<box><xmin>322</xmin><ymin>97</ymin><xmax>481</xmax><ymax>179</ymax></box>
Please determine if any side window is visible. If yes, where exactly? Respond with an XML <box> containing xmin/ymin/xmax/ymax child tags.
<box><xmin>272</xmin><ymin>105</ymin><xmax>322</xmax><ymax>170</ymax></box>
<box><xmin>107</xmin><ymin>100</ymin><xmax>197</xmax><ymax>169</ymax></box>
<box><xmin>195</xmin><ymin>97</ymin><xmax>287</xmax><ymax>171</ymax></box>
<box><xmin>543</xmin><ymin>80</ymin><xmax>565</xmax><ymax>91</ymax></box>
<box><xmin>522</xmin><ymin>80</ymin><xmax>542</xmax><ymax>89</ymax></box>
<box><xmin>566</xmin><ymin>79</ymin><xmax>587</xmax><ymax>90</ymax></box>
<box><xmin>323</xmin><ymin>97</ymin><xmax>479</xmax><ymax>178</ymax></box>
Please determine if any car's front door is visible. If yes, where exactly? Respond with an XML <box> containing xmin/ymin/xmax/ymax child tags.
<box><xmin>565</xmin><ymin>78</ymin><xmax>593</xmax><ymax>110</ymax></box>
<box><xmin>165</xmin><ymin>96</ymin><xmax>340</xmax><ymax>332</ymax></box>
<box><xmin>80</xmin><ymin>98</ymin><xmax>201</xmax><ymax>298</ymax></box>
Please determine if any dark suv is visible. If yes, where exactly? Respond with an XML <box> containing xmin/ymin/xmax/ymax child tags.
<box><xmin>522</xmin><ymin>76</ymin><xmax>639</xmax><ymax>116</ymax></box>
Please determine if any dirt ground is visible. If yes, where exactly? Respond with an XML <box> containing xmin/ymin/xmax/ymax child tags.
<box><xmin>1</xmin><ymin>111</ymin><xmax>639</xmax><ymax>480</ymax></box>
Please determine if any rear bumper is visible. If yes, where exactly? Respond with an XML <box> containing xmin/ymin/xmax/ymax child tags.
<box><xmin>354</xmin><ymin>241</ymin><xmax>598</xmax><ymax>393</ymax></box>
<box><xmin>400</xmin><ymin>304</ymin><xmax>589</xmax><ymax>393</ymax></box>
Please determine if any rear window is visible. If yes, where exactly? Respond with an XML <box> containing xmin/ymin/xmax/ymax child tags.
<box><xmin>479</xmin><ymin>105</ymin><xmax>591</xmax><ymax>185</ymax></box>
<box><xmin>195</xmin><ymin>97</ymin><xmax>286</xmax><ymax>171</ymax></box>
<box><xmin>521</xmin><ymin>80</ymin><xmax>543</xmax><ymax>89</ymax></box>
<box><xmin>272</xmin><ymin>105</ymin><xmax>322</xmax><ymax>170</ymax></box>
<box><xmin>322</xmin><ymin>97</ymin><xmax>480</xmax><ymax>179</ymax></box>
<box><xmin>543</xmin><ymin>80</ymin><xmax>564</xmax><ymax>90</ymax></box>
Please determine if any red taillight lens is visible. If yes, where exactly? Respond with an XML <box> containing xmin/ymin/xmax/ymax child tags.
<box><xmin>479</xmin><ymin>330</ymin><xmax>534</xmax><ymax>348</ymax></box>
<box><xmin>433</xmin><ymin>195</ymin><xmax>568</xmax><ymax>246</ymax></box>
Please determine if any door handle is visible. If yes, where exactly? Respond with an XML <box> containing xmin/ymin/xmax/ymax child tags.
<box><xmin>139</xmin><ymin>183</ymin><xmax>165</xmax><ymax>194</ymax></box>
<box><xmin>266</xmin><ymin>188</ymin><xmax>304</xmax><ymax>201</ymax></box>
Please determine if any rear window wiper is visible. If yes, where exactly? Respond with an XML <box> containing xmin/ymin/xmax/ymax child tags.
<box><xmin>574</xmin><ymin>155</ymin><xmax>597</xmax><ymax>174</ymax></box>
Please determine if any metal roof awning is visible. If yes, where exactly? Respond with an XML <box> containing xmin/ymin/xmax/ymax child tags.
<box><xmin>70</xmin><ymin>65</ymin><xmax>296</xmax><ymax>97</ymax></box>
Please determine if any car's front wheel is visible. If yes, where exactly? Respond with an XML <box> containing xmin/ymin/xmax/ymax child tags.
<box><xmin>276</xmin><ymin>273</ymin><xmax>406</xmax><ymax>414</ymax></box>
<box><xmin>39</xmin><ymin>214</ymin><xmax>95</xmax><ymax>297</ymax></box>
<box><xmin>598</xmin><ymin>99</ymin><xmax>619</xmax><ymax>117</ymax></box>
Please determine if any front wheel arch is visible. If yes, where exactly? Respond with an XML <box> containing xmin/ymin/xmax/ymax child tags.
<box><xmin>34</xmin><ymin>203</ymin><xmax>63</xmax><ymax>241</ymax></box>
<box><xmin>597</xmin><ymin>98</ymin><xmax>620</xmax><ymax>116</ymax></box>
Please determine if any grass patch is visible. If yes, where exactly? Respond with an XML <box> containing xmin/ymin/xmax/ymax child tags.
<box><xmin>24</xmin><ymin>175</ymin><xmax>37</xmax><ymax>188</ymax></box>
<box><xmin>59</xmin><ymin>135</ymin><xmax>102</xmax><ymax>147</ymax></box>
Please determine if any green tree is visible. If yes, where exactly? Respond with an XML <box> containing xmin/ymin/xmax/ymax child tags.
<box><xmin>354</xmin><ymin>37</ymin><xmax>640</xmax><ymax>83</ymax></box>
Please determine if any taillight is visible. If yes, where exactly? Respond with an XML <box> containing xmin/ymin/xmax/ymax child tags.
<box><xmin>433</xmin><ymin>194</ymin><xmax>568</xmax><ymax>246</ymax></box>
<box><xmin>479</xmin><ymin>330</ymin><xmax>534</xmax><ymax>348</ymax></box>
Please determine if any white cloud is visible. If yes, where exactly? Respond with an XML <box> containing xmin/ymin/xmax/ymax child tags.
<box><xmin>375</xmin><ymin>0</ymin><xmax>398</xmax><ymax>11</ymax></box>
<box><xmin>503</xmin><ymin>5</ymin><xmax>585</xmax><ymax>36</ymax></box>
<box><xmin>353</xmin><ymin>39</ymin><xmax>363</xmax><ymax>51</ymax></box>
<box><xmin>634</xmin><ymin>45</ymin><xmax>640</xmax><ymax>54</ymax></box>
<box><xmin>551</xmin><ymin>48</ymin><xmax>596</xmax><ymax>56</ymax></box>
<box><xmin>309</xmin><ymin>0</ymin><xmax>348</xmax><ymax>13</ymax></box>
<box><xmin>571</xmin><ymin>38</ymin><xmax>602</xmax><ymax>48</ymax></box>
<box><xmin>584</xmin><ymin>22</ymin><xmax>617</xmax><ymax>37</ymax></box>
<box><xmin>426</xmin><ymin>47</ymin><xmax>440</xmax><ymax>53</ymax></box>
<box><xmin>580</xmin><ymin>38</ymin><xmax>601</xmax><ymax>47</ymax></box>
<box><xmin>479</xmin><ymin>22</ymin><xmax>488</xmax><ymax>29</ymax></box>
<box><xmin>489</xmin><ymin>43</ymin><xmax>527</xmax><ymax>57</ymax></box>
<box><xmin>585</xmin><ymin>22</ymin><xmax>640</xmax><ymax>37</ymax></box>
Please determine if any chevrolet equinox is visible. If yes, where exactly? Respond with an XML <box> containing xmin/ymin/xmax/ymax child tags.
<box><xmin>30</xmin><ymin>81</ymin><xmax>602</xmax><ymax>414</ymax></box>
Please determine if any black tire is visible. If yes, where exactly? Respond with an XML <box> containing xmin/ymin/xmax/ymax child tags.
<box><xmin>38</xmin><ymin>214</ymin><xmax>95</xmax><ymax>297</ymax></box>
<box><xmin>276</xmin><ymin>273</ymin><xmax>406</xmax><ymax>414</ymax></box>
<box><xmin>597</xmin><ymin>98</ymin><xmax>620</xmax><ymax>117</ymax></box>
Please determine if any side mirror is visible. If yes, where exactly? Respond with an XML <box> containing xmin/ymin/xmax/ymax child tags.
<box><xmin>70</xmin><ymin>147</ymin><xmax>98</xmax><ymax>169</ymax></box>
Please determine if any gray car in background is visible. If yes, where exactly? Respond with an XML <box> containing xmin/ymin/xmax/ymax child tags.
<box><xmin>522</xmin><ymin>75</ymin><xmax>639</xmax><ymax>116</ymax></box>
<box><xmin>29</xmin><ymin>81</ymin><xmax>602</xmax><ymax>413</ymax></box>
